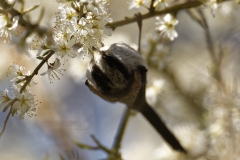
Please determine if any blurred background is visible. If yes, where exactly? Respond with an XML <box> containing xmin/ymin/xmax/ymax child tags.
<box><xmin>0</xmin><ymin>0</ymin><xmax>240</xmax><ymax>160</ymax></box>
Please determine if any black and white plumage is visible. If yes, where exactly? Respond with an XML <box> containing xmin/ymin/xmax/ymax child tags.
<box><xmin>85</xmin><ymin>43</ymin><xmax>186</xmax><ymax>153</ymax></box>
<box><xmin>86</xmin><ymin>43</ymin><xmax>147</xmax><ymax>107</ymax></box>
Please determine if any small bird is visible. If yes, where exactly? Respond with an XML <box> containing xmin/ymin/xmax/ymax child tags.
<box><xmin>85</xmin><ymin>43</ymin><xmax>186</xmax><ymax>153</ymax></box>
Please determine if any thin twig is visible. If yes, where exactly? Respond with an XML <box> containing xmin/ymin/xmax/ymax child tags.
<box><xmin>107</xmin><ymin>0</ymin><xmax>231</xmax><ymax>30</ymax></box>
<box><xmin>186</xmin><ymin>9</ymin><xmax>207</xmax><ymax>29</ymax></box>
<box><xmin>19</xmin><ymin>0</ymin><xmax>24</xmax><ymax>13</ymax></box>
<box><xmin>0</xmin><ymin>51</ymin><xmax>54</xmax><ymax>137</ymax></box>
<box><xmin>20</xmin><ymin>50</ymin><xmax>54</xmax><ymax>93</ymax></box>
<box><xmin>107</xmin><ymin>1</ymin><xmax>202</xmax><ymax>29</ymax></box>
<box><xmin>7</xmin><ymin>6</ymin><xmax>48</xmax><ymax>36</ymax></box>
<box><xmin>74</xmin><ymin>141</ymin><xmax>102</xmax><ymax>151</ymax></box>
<box><xmin>198</xmin><ymin>9</ymin><xmax>218</xmax><ymax>65</ymax></box>
<box><xmin>107</xmin><ymin>108</ymin><xmax>132</xmax><ymax>160</ymax></box>
<box><xmin>0</xmin><ymin>102</ymin><xmax>14</xmax><ymax>137</ymax></box>
<box><xmin>37</xmin><ymin>7</ymin><xmax>45</xmax><ymax>24</ymax></box>
<box><xmin>135</xmin><ymin>13</ymin><xmax>142</xmax><ymax>54</ymax></box>
<box><xmin>198</xmin><ymin>8</ymin><xmax>224</xmax><ymax>86</ymax></box>
<box><xmin>150</xmin><ymin>0</ymin><xmax>156</xmax><ymax>12</ymax></box>
<box><xmin>91</xmin><ymin>135</ymin><xmax>111</xmax><ymax>154</ymax></box>
<box><xmin>22</xmin><ymin>3</ymin><xmax>40</xmax><ymax>14</ymax></box>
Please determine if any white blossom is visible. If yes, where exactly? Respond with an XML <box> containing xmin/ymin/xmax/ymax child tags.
<box><xmin>11</xmin><ymin>63</ymin><xmax>26</xmax><ymax>80</ymax></box>
<box><xmin>156</xmin><ymin>14</ymin><xmax>178</xmax><ymax>41</ymax></box>
<box><xmin>40</xmin><ymin>58</ymin><xmax>65</xmax><ymax>83</ymax></box>
<box><xmin>53</xmin><ymin>1</ymin><xmax>112</xmax><ymax>57</ymax></box>
<box><xmin>70</xmin><ymin>17</ymin><xmax>89</xmax><ymax>40</ymax></box>
<box><xmin>155</xmin><ymin>14</ymin><xmax>179</xmax><ymax>41</ymax></box>
<box><xmin>10</xmin><ymin>63</ymin><xmax>28</xmax><ymax>82</ymax></box>
<box><xmin>30</xmin><ymin>36</ymin><xmax>49</xmax><ymax>56</ymax></box>
<box><xmin>128</xmin><ymin>0</ymin><xmax>150</xmax><ymax>10</ymax></box>
<box><xmin>52</xmin><ymin>37</ymin><xmax>77</xmax><ymax>58</ymax></box>
<box><xmin>91</xmin><ymin>16</ymin><xmax>113</xmax><ymax>37</ymax></box>
<box><xmin>9</xmin><ymin>63</ymin><xmax>36</xmax><ymax>91</ymax></box>
<box><xmin>86</xmin><ymin>0</ymin><xmax>110</xmax><ymax>15</ymax></box>
<box><xmin>58</xmin><ymin>4</ymin><xmax>77</xmax><ymax>21</ymax></box>
<box><xmin>0</xmin><ymin>89</ymin><xmax>11</xmax><ymax>110</ymax></box>
<box><xmin>0</xmin><ymin>15</ymin><xmax>19</xmax><ymax>42</ymax></box>
<box><xmin>154</xmin><ymin>0</ymin><xmax>169</xmax><ymax>7</ymax></box>
<box><xmin>12</xmin><ymin>89</ymin><xmax>36</xmax><ymax>119</ymax></box>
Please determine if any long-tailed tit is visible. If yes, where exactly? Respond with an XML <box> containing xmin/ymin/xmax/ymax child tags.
<box><xmin>85</xmin><ymin>43</ymin><xmax>186</xmax><ymax>152</ymax></box>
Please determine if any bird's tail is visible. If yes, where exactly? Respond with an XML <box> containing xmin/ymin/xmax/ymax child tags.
<box><xmin>141</xmin><ymin>103</ymin><xmax>186</xmax><ymax>153</ymax></box>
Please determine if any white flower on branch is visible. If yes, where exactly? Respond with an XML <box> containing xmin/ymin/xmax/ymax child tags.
<box><xmin>52</xmin><ymin>35</ymin><xmax>77</xmax><ymax>58</ymax></box>
<box><xmin>11</xmin><ymin>63</ymin><xmax>26</xmax><ymax>80</ymax></box>
<box><xmin>154</xmin><ymin>0</ymin><xmax>169</xmax><ymax>7</ymax></box>
<box><xmin>52</xmin><ymin>24</ymin><xmax>77</xmax><ymax>58</ymax></box>
<box><xmin>155</xmin><ymin>14</ymin><xmax>179</xmax><ymax>41</ymax></box>
<box><xmin>128</xmin><ymin>0</ymin><xmax>150</xmax><ymax>10</ymax></box>
<box><xmin>0</xmin><ymin>89</ymin><xmax>11</xmax><ymax>110</ymax></box>
<box><xmin>58</xmin><ymin>4</ymin><xmax>77</xmax><ymax>21</ymax></box>
<box><xmin>70</xmin><ymin>17</ymin><xmax>89</xmax><ymax>39</ymax></box>
<box><xmin>12</xmin><ymin>89</ymin><xmax>36</xmax><ymax>119</ymax></box>
<box><xmin>53</xmin><ymin>1</ymin><xmax>112</xmax><ymax>57</ymax></box>
<box><xmin>9</xmin><ymin>63</ymin><xmax>36</xmax><ymax>91</ymax></box>
<box><xmin>0</xmin><ymin>14</ymin><xmax>19</xmax><ymax>42</ymax></box>
<box><xmin>91</xmin><ymin>16</ymin><xmax>113</xmax><ymax>37</ymax></box>
<box><xmin>40</xmin><ymin>58</ymin><xmax>65</xmax><ymax>83</ymax></box>
<box><xmin>30</xmin><ymin>36</ymin><xmax>49</xmax><ymax>57</ymax></box>
<box><xmin>86</xmin><ymin>0</ymin><xmax>110</xmax><ymax>15</ymax></box>
<box><xmin>55</xmin><ymin>40</ymin><xmax>77</xmax><ymax>58</ymax></box>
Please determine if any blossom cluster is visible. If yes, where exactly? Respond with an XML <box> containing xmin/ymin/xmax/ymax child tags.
<box><xmin>31</xmin><ymin>0</ymin><xmax>112</xmax><ymax>81</ymax></box>
<box><xmin>0</xmin><ymin>64</ymin><xmax>37</xmax><ymax>119</ymax></box>
<box><xmin>129</xmin><ymin>0</ymin><xmax>179</xmax><ymax>41</ymax></box>
<box><xmin>128</xmin><ymin>0</ymin><xmax>221</xmax><ymax>41</ymax></box>
<box><xmin>49</xmin><ymin>0</ymin><xmax>112</xmax><ymax>57</ymax></box>
<box><xmin>0</xmin><ymin>0</ymin><xmax>112</xmax><ymax>120</ymax></box>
